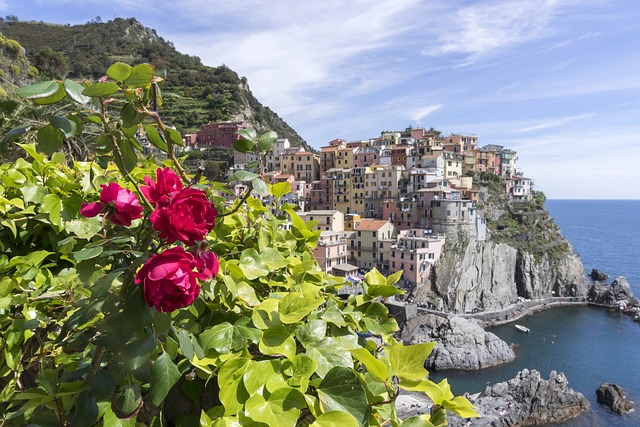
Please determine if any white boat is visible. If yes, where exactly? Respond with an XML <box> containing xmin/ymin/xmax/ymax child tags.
<box><xmin>515</xmin><ymin>324</ymin><xmax>530</xmax><ymax>333</ymax></box>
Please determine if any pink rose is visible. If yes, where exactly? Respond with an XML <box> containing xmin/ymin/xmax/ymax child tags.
<box><xmin>193</xmin><ymin>250</ymin><xmax>220</xmax><ymax>280</ymax></box>
<box><xmin>141</xmin><ymin>167</ymin><xmax>183</xmax><ymax>208</ymax></box>
<box><xmin>80</xmin><ymin>183</ymin><xmax>143</xmax><ymax>226</ymax></box>
<box><xmin>135</xmin><ymin>246</ymin><xmax>209</xmax><ymax>312</ymax></box>
<box><xmin>150</xmin><ymin>187</ymin><xmax>217</xmax><ymax>245</ymax></box>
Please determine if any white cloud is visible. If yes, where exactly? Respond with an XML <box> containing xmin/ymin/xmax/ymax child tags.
<box><xmin>515</xmin><ymin>113</ymin><xmax>596</xmax><ymax>133</ymax></box>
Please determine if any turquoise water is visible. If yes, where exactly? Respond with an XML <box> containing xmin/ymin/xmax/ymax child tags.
<box><xmin>432</xmin><ymin>200</ymin><xmax>640</xmax><ymax>426</ymax></box>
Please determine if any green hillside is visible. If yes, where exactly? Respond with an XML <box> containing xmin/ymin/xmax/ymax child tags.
<box><xmin>0</xmin><ymin>17</ymin><xmax>308</xmax><ymax>148</ymax></box>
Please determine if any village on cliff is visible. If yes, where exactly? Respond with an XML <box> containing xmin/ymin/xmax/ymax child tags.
<box><xmin>179</xmin><ymin>121</ymin><xmax>532</xmax><ymax>293</ymax></box>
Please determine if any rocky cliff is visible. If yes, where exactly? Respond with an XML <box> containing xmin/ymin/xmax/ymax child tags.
<box><xmin>447</xmin><ymin>369</ymin><xmax>590</xmax><ymax>427</ymax></box>
<box><xmin>415</xmin><ymin>190</ymin><xmax>589</xmax><ymax>314</ymax></box>
<box><xmin>401</xmin><ymin>314</ymin><xmax>515</xmax><ymax>370</ymax></box>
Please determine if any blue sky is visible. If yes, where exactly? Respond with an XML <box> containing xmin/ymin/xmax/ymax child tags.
<box><xmin>3</xmin><ymin>0</ymin><xmax>640</xmax><ymax>199</ymax></box>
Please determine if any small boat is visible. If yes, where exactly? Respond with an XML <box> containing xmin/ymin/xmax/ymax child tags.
<box><xmin>515</xmin><ymin>324</ymin><xmax>530</xmax><ymax>333</ymax></box>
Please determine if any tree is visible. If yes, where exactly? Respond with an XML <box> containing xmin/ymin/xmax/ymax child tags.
<box><xmin>0</xmin><ymin>62</ymin><xmax>477</xmax><ymax>425</ymax></box>
<box><xmin>33</xmin><ymin>46</ymin><xmax>70</xmax><ymax>79</ymax></box>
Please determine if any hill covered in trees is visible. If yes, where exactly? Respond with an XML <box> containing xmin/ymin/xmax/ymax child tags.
<box><xmin>0</xmin><ymin>17</ymin><xmax>308</xmax><ymax>148</ymax></box>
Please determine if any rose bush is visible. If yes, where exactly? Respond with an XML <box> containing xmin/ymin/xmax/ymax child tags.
<box><xmin>80</xmin><ymin>182</ymin><xmax>143</xmax><ymax>226</ymax></box>
<box><xmin>135</xmin><ymin>246</ymin><xmax>217</xmax><ymax>312</ymax></box>
<box><xmin>0</xmin><ymin>61</ymin><xmax>477</xmax><ymax>426</ymax></box>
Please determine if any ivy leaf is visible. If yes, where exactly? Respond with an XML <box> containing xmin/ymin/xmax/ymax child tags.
<box><xmin>350</xmin><ymin>348</ymin><xmax>389</xmax><ymax>382</ymax></box>
<box><xmin>243</xmin><ymin>360</ymin><xmax>280</xmax><ymax>395</ymax></box>
<box><xmin>239</xmin><ymin>249</ymin><xmax>270</xmax><ymax>280</ymax></box>
<box><xmin>199</xmin><ymin>322</ymin><xmax>245</xmax><ymax>354</ymax></box>
<box><xmin>271</xmin><ymin>181</ymin><xmax>291</xmax><ymax>199</ymax></box>
<box><xmin>107</xmin><ymin>62</ymin><xmax>132</xmax><ymax>82</ymax></box>
<box><xmin>21</xmin><ymin>183</ymin><xmax>48</xmax><ymax>205</ymax></box>
<box><xmin>252</xmin><ymin>177</ymin><xmax>269</xmax><ymax>197</ymax></box>
<box><xmin>41</xmin><ymin>193</ymin><xmax>63</xmax><ymax>228</ymax></box>
<box><xmin>64</xmin><ymin>79</ymin><xmax>91</xmax><ymax>104</ymax></box>
<box><xmin>218</xmin><ymin>357</ymin><xmax>250</xmax><ymax>415</ymax></box>
<box><xmin>279</xmin><ymin>293</ymin><xmax>323</xmax><ymax>324</ymax></box>
<box><xmin>125</xmin><ymin>63</ymin><xmax>154</xmax><ymax>88</ymax></box>
<box><xmin>261</xmin><ymin>248</ymin><xmax>289</xmax><ymax>270</ymax></box>
<box><xmin>310</xmin><ymin>411</ymin><xmax>360</xmax><ymax>427</ymax></box>
<box><xmin>306</xmin><ymin>340</ymin><xmax>353</xmax><ymax>378</ymax></box>
<box><xmin>317</xmin><ymin>367</ymin><xmax>370</xmax><ymax>427</ymax></box>
<box><xmin>82</xmin><ymin>82</ymin><xmax>120</xmax><ymax>97</ymax></box>
<box><xmin>245</xmin><ymin>386</ymin><xmax>305</xmax><ymax>427</ymax></box>
<box><xmin>441</xmin><ymin>395</ymin><xmax>479</xmax><ymax>419</ymax></box>
<box><xmin>386</xmin><ymin>342</ymin><xmax>435</xmax><ymax>382</ymax></box>
<box><xmin>400</xmin><ymin>415</ymin><xmax>436</xmax><ymax>427</ymax></box>
<box><xmin>37</xmin><ymin>125</ymin><xmax>64</xmax><ymax>156</ymax></box>
<box><xmin>259</xmin><ymin>324</ymin><xmax>296</xmax><ymax>359</ymax></box>
<box><xmin>150</xmin><ymin>353</ymin><xmax>181</xmax><ymax>406</ymax></box>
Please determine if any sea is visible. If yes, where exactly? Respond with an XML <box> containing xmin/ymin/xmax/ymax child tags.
<box><xmin>432</xmin><ymin>199</ymin><xmax>640</xmax><ymax>426</ymax></box>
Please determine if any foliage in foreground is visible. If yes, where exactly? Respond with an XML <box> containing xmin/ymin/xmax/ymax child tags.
<box><xmin>0</xmin><ymin>61</ymin><xmax>477</xmax><ymax>426</ymax></box>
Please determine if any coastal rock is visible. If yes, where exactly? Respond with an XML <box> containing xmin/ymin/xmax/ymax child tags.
<box><xmin>447</xmin><ymin>369</ymin><xmax>590</xmax><ymax>427</ymax></box>
<box><xmin>596</xmin><ymin>383</ymin><xmax>633</xmax><ymax>414</ymax></box>
<box><xmin>588</xmin><ymin>276</ymin><xmax>635</xmax><ymax>305</ymax></box>
<box><xmin>401</xmin><ymin>314</ymin><xmax>515</xmax><ymax>370</ymax></box>
<box><xmin>418</xmin><ymin>238</ymin><xmax>588</xmax><ymax>313</ymax></box>
<box><xmin>590</xmin><ymin>268</ymin><xmax>609</xmax><ymax>282</ymax></box>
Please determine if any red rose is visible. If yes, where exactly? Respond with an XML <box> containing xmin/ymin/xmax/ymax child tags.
<box><xmin>150</xmin><ymin>187</ymin><xmax>217</xmax><ymax>245</ymax></box>
<box><xmin>141</xmin><ymin>167</ymin><xmax>183</xmax><ymax>208</ymax></box>
<box><xmin>135</xmin><ymin>246</ymin><xmax>209</xmax><ymax>312</ymax></box>
<box><xmin>193</xmin><ymin>249</ymin><xmax>220</xmax><ymax>280</ymax></box>
<box><xmin>80</xmin><ymin>183</ymin><xmax>143</xmax><ymax>226</ymax></box>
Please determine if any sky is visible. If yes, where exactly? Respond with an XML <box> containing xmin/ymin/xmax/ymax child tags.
<box><xmin>2</xmin><ymin>0</ymin><xmax>640</xmax><ymax>199</ymax></box>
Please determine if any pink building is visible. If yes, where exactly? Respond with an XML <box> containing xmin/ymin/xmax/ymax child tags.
<box><xmin>389</xmin><ymin>229</ymin><xmax>445</xmax><ymax>288</ymax></box>
<box><xmin>196</xmin><ymin>121</ymin><xmax>248</xmax><ymax>148</ymax></box>
<box><xmin>313</xmin><ymin>231</ymin><xmax>349</xmax><ymax>273</ymax></box>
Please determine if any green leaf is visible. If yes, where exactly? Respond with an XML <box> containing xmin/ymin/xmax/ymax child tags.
<box><xmin>317</xmin><ymin>367</ymin><xmax>370</xmax><ymax>427</ymax></box>
<box><xmin>233</xmin><ymin>170</ymin><xmax>259</xmax><ymax>182</ymax></box>
<box><xmin>261</xmin><ymin>248</ymin><xmax>289</xmax><ymax>270</ymax></box>
<box><xmin>82</xmin><ymin>82</ymin><xmax>120</xmax><ymax>97</ymax></box>
<box><xmin>441</xmin><ymin>395</ymin><xmax>479</xmax><ymax>419</ymax></box>
<box><xmin>2</xmin><ymin>125</ymin><xmax>31</xmax><ymax>145</ymax></box>
<box><xmin>115</xmin><ymin>136</ymin><xmax>137</xmax><ymax>173</ymax></box>
<box><xmin>50</xmin><ymin>115</ymin><xmax>77</xmax><ymax>138</ymax></box>
<box><xmin>306</xmin><ymin>341</ymin><xmax>353</xmax><ymax>378</ymax></box>
<box><xmin>199</xmin><ymin>322</ymin><xmax>245</xmax><ymax>355</ymax></box>
<box><xmin>21</xmin><ymin>183</ymin><xmax>48</xmax><ymax>205</ymax></box>
<box><xmin>150</xmin><ymin>353</ymin><xmax>181</xmax><ymax>406</ymax></box>
<box><xmin>218</xmin><ymin>357</ymin><xmax>250</xmax><ymax>415</ymax></box>
<box><xmin>33</xmin><ymin>82</ymin><xmax>67</xmax><ymax>105</ymax></box>
<box><xmin>386</xmin><ymin>270</ymin><xmax>403</xmax><ymax>286</ymax></box>
<box><xmin>239</xmin><ymin>249</ymin><xmax>270</xmax><ymax>280</ymax></box>
<box><xmin>310</xmin><ymin>411</ymin><xmax>360</xmax><ymax>427</ymax></box>
<box><xmin>401</xmin><ymin>415</ymin><xmax>436</xmax><ymax>427</ymax></box>
<box><xmin>233</xmin><ymin>138</ymin><xmax>256</xmax><ymax>153</ymax></box>
<box><xmin>17</xmin><ymin>80</ymin><xmax>59</xmax><ymax>99</ymax></box>
<box><xmin>243</xmin><ymin>360</ymin><xmax>280</xmax><ymax>395</ymax></box>
<box><xmin>114</xmin><ymin>384</ymin><xmax>141</xmax><ymax>418</ymax></box>
<box><xmin>167</xmin><ymin>128</ymin><xmax>184</xmax><ymax>146</ymax></box>
<box><xmin>65</xmin><ymin>218</ymin><xmax>102</xmax><ymax>240</ymax></box>
<box><xmin>237</xmin><ymin>128</ymin><xmax>257</xmax><ymax>141</ymax></box>
<box><xmin>107</xmin><ymin>62</ymin><xmax>133</xmax><ymax>82</ymax></box>
<box><xmin>252</xmin><ymin>177</ymin><xmax>269</xmax><ymax>197</ymax></box>
<box><xmin>37</xmin><ymin>125</ymin><xmax>64</xmax><ymax>156</ymax></box>
<box><xmin>121</xmin><ymin>103</ymin><xmax>145</xmax><ymax>128</ymax></box>
<box><xmin>386</xmin><ymin>343</ymin><xmax>435</xmax><ymax>382</ymax></box>
<box><xmin>350</xmin><ymin>348</ymin><xmax>389</xmax><ymax>382</ymax></box>
<box><xmin>143</xmin><ymin>125</ymin><xmax>168</xmax><ymax>152</ymax></box>
<box><xmin>271</xmin><ymin>182</ymin><xmax>291</xmax><ymax>199</ymax></box>
<box><xmin>64</xmin><ymin>79</ymin><xmax>91</xmax><ymax>104</ymax></box>
<box><xmin>125</xmin><ymin>63</ymin><xmax>154</xmax><ymax>88</ymax></box>
<box><xmin>257</xmin><ymin>131</ymin><xmax>277</xmax><ymax>153</ymax></box>
<box><xmin>259</xmin><ymin>324</ymin><xmax>296</xmax><ymax>359</ymax></box>
<box><xmin>279</xmin><ymin>293</ymin><xmax>323</xmax><ymax>324</ymax></box>
<box><xmin>71</xmin><ymin>390</ymin><xmax>99</xmax><ymax>427</ymax></box>
<box><xmin>245</xmin><ymin>387</ymin><xmax>305</xmax><ymax>427</ymax></box>
<box><xmin>41</xmin><ymin>193</ymin><xmax>63</xmax><ymax>228</ymax></box>
<box><xmin>73</xmin><ymin>246</ymin><xmax>104</xmax><ymax>261</ymax></box>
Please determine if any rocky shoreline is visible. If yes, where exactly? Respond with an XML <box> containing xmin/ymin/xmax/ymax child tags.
<box><xmin>396</xmin><ymin>275</ymin><xmax>638</xmax><ymax>425</ymax></box>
